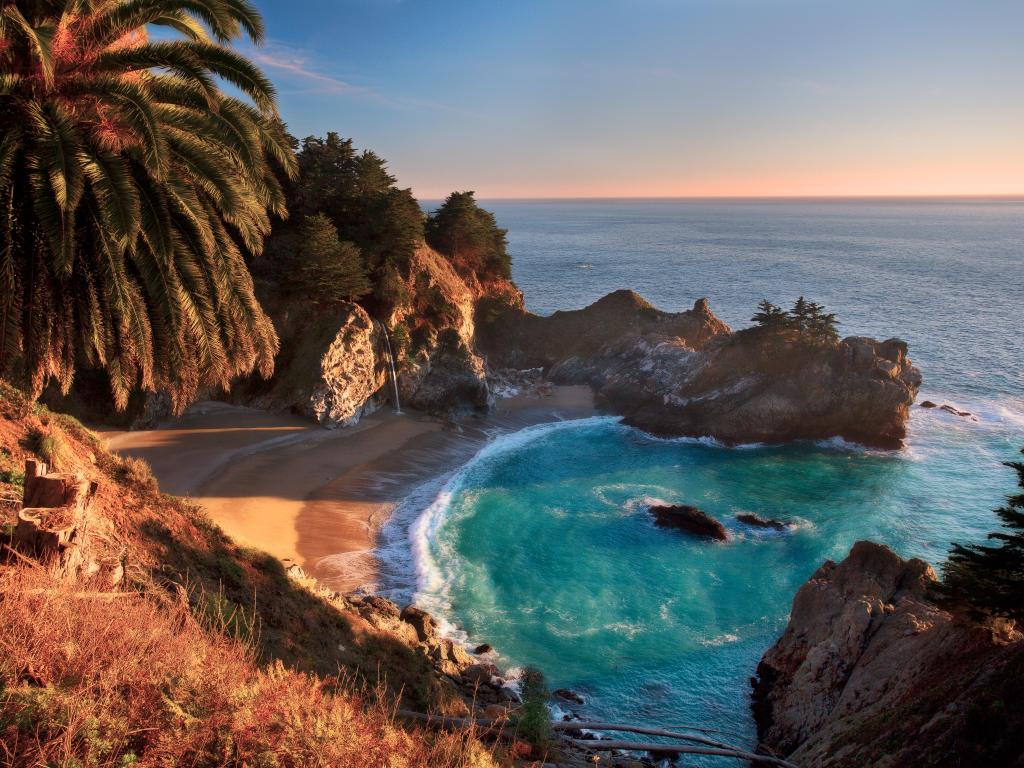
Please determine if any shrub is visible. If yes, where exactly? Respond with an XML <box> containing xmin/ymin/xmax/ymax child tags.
<box><xmin>515</xmin><ymin>666</ymin><xmax>552</xmax><ymax>749</ymax></box>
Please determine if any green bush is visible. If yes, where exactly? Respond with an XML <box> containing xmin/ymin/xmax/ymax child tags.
<box><xmin>515</xmin><ymin>666</ymin><xmax>551</xmax><ymax>748</ymax></box>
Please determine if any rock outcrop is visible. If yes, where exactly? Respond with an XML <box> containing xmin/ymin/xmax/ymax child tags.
<box><xmin>387</xmin><ymin>245</ymin><xmax>504</xmax><ymax>416</ymax></box>
<box><xmin>752</xmin><ymin>541</ymin><xmax>1024</xmax><ymax>767</ymax></box>
<box><xmin>649</xmin><ymin>504</ymin><xmax>729</xmax><ymax>540</ymax></box>
<box><xmin>243</xmin><ymin>301</ymin><xmax>386</xmax><ymax>428</ymax></box>
<box><xmin>478</xmin><ymin>292</ymin><xmax>922</xmax><ymax>447</ymax></box>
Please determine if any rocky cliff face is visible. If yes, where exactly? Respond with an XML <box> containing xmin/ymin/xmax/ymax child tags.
<box><xmin>235</xmin><ymin>243</ymin><xmax>519</xmax><ymax>426</ymax></box>
<box><xmin>752</xmin><ymin>541</ymin><xmax>1024</xmax><ymax>767</ymax></box>
<box><xmin>478</xmin><ymin>292</ymin><xmax>921</xmax><ymax>447</ymax></box>
<box><xmin>239</xmin><ymin>301</ymin><xmax>386</xmax><ymax>428</ymax></box>
<box><xmin>387</xmin><ymin>244</ymin><xmax>497</xmax><ymax>415</ymax></box>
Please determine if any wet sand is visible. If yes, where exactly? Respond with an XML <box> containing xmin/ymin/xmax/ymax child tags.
<box><xmin>105</xmin><ymin>388</ymin><xmax>595</xmax><ymax>592</ymax></box>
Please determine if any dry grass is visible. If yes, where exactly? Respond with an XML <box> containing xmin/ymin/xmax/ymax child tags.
<box><xmin>0</xmin><ymin>380</ymin><xmax>503</xmax><ymax>767</ymax></box>
<box><xmin>0</xmin><ymin>567</ymin><xmax>500</xmax><ymax>768</ymax></box>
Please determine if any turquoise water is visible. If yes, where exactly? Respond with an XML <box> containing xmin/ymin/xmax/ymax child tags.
<box><xmin>401</xmin><ymin>199</ymin><xmax>1024</xmax><ymax>752</ymax></box>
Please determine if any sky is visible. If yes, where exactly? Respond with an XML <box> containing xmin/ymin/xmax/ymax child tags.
<box><xmin>246</xmin><ymin>0</ymin><xmax>1024</xmax><ymax>199</ymax></box>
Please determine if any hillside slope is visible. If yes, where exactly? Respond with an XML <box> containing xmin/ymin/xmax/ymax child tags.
<box><xmin>0</xmin><ymin>383</ymin><xmax>499</xmax><ymax>767</ymax></box>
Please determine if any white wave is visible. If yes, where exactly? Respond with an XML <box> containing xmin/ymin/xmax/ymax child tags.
<box><xmin>699</xmin><ymin>632</ymin><xmax>740</xmax><ymax>647</ymax></box>
<box><xmin>395</xmin><ymin>416</ymin><xmax>622</xmax><ymax>634</ymax></box>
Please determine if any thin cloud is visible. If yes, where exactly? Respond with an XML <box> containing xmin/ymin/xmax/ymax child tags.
<box><xmin>246</xmin><ymin>40</ymin><xmax>476</xmax><ymax>117</ymax></box>
<box><xmin>247</xmin><ymin>42</ymin><xmax>379</xmax><ymax>98</ymax></box>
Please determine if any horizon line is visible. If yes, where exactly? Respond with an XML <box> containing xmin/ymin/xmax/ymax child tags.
<box><xmin>420</xmin><ymin>193</ymin><xmax>1024</xmax><ymax>202</ymax></box>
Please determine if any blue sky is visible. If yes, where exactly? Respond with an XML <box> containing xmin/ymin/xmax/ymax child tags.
<box><xmin>246</xmin><ymin>0</ymin><xmax>1024</xmax><ymax>198</ymax></box>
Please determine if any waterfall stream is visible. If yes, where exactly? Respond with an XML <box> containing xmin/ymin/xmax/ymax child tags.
<box><xmin>378</xmin><ymin>321</ymin><xmax>402</xmax><ymax>414</ymax></box>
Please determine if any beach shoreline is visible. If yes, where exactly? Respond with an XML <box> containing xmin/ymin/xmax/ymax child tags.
<box><xmin>105</xmin><ymin>386</ymin><xmax>596</xmax><ymax>593</ymax></box>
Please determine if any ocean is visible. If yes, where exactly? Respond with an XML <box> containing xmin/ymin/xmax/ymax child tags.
<box><xmin>401</xmin><ymin>198</ymin><xmax>1024</xmax><ymax>754</ymax></box>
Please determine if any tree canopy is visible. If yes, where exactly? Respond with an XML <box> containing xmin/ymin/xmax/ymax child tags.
<box><xmin>937</xmin><ymin>450</ymin><xmax>1024</xmax><ymax>622</ymax></box>
<box><xmin>425</xmin><ymin>191</ymin><xmax>510</xmax><ymax>281</ymax></box>
<box><xmin>291</xmin><ymin>214</ymin><xmax>371</xmax><ymax>305</ymax></box>
<box><xmin>751</xmin><ymin>297</ymin><xmax>839</xmax><ymax>343</ymax></box>
<box><xmin>0</xmin><ymin>0</ymin><xmax>296</xmax><ymax>411</ymax></box>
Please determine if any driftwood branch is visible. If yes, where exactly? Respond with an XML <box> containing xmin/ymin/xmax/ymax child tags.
<box><xmin>552</xmin><ymin>719</ymin><xmax>736</xmax><ymax>751</ymax></box>
<box><xmin>568</xmin><ymin>739</ymin><xmax>798</xmax><ymax>767</ymax></box>
<box><xmin>397</xmin><ymin>710</ymin><xmax>798</xmax><ymax>767</ymax></box>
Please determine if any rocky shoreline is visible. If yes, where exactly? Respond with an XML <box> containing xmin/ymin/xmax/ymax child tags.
<box><xmin>752</xmin><ymin>542</ymin><xmax>1023</xmax><ymax>766</ymax></box>
<box><xmin>214</xmin><ymin>242</ymin><xmax>922</xmax><ymax>452</ymax></box>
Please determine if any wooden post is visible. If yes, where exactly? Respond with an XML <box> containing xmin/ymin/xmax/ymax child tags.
<box><xmin>14</xmin><ymin>460</ymin><xmax>96</xmax><ymax>572</ymax></box>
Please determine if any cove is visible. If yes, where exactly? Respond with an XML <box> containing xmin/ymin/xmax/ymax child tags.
<box><xmin>405</xmin><ymin>402</ymin><xmax>1020</xmax><ymax>748</ymax></box>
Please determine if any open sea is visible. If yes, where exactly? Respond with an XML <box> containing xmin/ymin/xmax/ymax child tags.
<box><xmin>397</xmin><ymin>198</ymin><xmax>1024</xmax><ymax>756</ymax></box>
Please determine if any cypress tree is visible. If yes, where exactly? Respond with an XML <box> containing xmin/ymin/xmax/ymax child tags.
<box><xmin>294</xmin><ymin>214</ymin><xmax>371</xmax><ymax>304</ymax></box>
<box><xmin>751</xmin><ymin>299</ymin><xmax>790</xmax><ymax>328</ymax></box>
<box><xmin>426</xmin><ymin>191</ymin><xmax>511</xmax><ymax>280</ymax></box>
<box><xmin>937</xmin><ymin>450</ymin><xmax>1024</xmax><ymax>622</ymax></box>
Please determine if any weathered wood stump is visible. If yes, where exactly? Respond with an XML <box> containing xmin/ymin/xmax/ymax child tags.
<box><xmin>14</xmin><ymin>460</ymin><xmax>97</xmax><ymax>573</ymax></box>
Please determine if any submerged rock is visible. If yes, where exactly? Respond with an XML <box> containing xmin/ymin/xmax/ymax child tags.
<box><xmin>752</xmin><ymin>541</ymin><xmax>1024</xmax><ymax>767</ymax></box>
<box><xmin>553</xmin><ymin>688</ymin><xmax>586</xmax><ymax>704</ymax></box>
<box><xmin>648</xmin><ymin>504</ymin><xmax>729</xmax><ymax>541</ymax></box>
<box><xmin>736</xmin><ymin>513</ymin><xmax>788</xmax><ymax>530</ymax></box>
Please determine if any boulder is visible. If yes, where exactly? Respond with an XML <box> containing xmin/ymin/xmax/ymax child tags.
<box><xmin>429</xmin><ymin>638</ymin><xmax>473</xmax><ymax>669</ymax></box>
<box><xmin>474</xmin><ymin>643</ymin><xmax>493</xmax><ymax>655</ymax></box>
<box><xmin>736</xmin><ymin>513</ymin><xmax>788</xmax><ymax>531</ymax></box>
<box><xmin>648</xmin><ymin>504</ymin><xmax>729</xmax><ymax>541</ymax></box>
<box><xmin>400</xmin><ymin>604</ymin><xmax>438</xmax><ymax>643</ymax></box>
<box><xmin>242</xmin><ymin>301</ymin><xmax>386</xmax><ymax>428</ymax></box>
<box><xmin>462</xmin><ymin>663</ymin><xmax>500</xmax><ymax>686</ymax></box>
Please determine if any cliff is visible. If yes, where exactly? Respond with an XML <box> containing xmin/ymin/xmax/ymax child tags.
<box><xmin>234</xmin><ymin>242</ymin><xmax>519</xmax><ymax>427</ymax></box>
<box><xmin>752</xmin><ymin>541</ymin><xmax>1024</xmax><ymax>767</ymax></box>
<box><xmin>478</xmin><ymin>292</ymin><xmax>922</xmax><ymax>447</ymax></box>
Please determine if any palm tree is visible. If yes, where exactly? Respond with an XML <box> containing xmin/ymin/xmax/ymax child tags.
<box><xmin>0</xmin><ymin>0</ymin><xmax>297</xmax><ymax>411</ymax></box>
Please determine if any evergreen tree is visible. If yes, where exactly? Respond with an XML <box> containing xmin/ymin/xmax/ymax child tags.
<box><xmin>751</xmin><ymin>299</ymin><xmax>790</xmax><ymax>328</ymax></box>
<box><xmin>426</xmin><ymin>191</ymin><xmax>511</xmax><ymax>280</ymax></box>
<box><xmin>937</xmin><ymin>451</ymin><xmax>1024</xmax><ymax>622</ymax></box>
<box><xmin>266</xmin><ymin>134</ymin><xmax>423</xmax><ymax>285</ymax></box>
<box><xmin>294</xmin><ymin>215</ymin><xmax>370</xmax><ymax>304</ymax></box>
<box><xmin>790</xmin><ymin>297</ymin><xmax>812</xmax><ymax>331</ymax></box>
<box><xmin>809</xmin><ymin>309</ymin><xmax>840</xmax><ymax>343</ymax></box>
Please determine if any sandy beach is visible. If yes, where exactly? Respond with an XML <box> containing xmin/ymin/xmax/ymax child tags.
<box><xmin>105</xmin><ymin>387</ymin><xmax>595</xmax><ymax>592</ymax></box>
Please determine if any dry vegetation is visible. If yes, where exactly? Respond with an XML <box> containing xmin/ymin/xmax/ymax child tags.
<box><xmin>0</xmin><ymin>382</ymin><xmax>502</xmax><ymax>768</ymax></box>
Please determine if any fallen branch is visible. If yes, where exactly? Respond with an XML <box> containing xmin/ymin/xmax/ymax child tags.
<box><xmin>552</xmin><ymin>719</ymin><xmax>737</xmax><ymax>752</ymax></box>
<box><xmin>568</xmin><ymin>739</ymin><xmax>798</xmax><ymax>767</ymax></box>
<box><xmin>396</xmin><ymin>711</ymin><xmax>798</xmax><ymax>767</ymax></box>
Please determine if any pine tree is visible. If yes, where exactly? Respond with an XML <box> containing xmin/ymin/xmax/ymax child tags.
<box><xmin>751</xmin><ymin>299</ymin><xmax>790</xmax><ymax>329</ymax></box>
<box><xmin>294</xmin><ymin>214</ymin><xmax>371</xmax><ymax>304</ymax></box>
<box><xmin>937</xmin><ymin>450</ymin><xmax>1024</xmax><ymax>622</ymax></box>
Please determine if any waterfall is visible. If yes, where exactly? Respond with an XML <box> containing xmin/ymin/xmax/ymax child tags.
<box><xmin>378</xmin><ymin>321</ymin><xmax>402</xmax><ymax>414</ymax></box>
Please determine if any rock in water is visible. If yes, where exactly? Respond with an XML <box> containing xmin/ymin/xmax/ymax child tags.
<box><xmin>648</xmin><ymin>504</ymin><xmax>729</xmax><ymax>540</ymax></box>
<box><xmin>553</xmin><ymin>688</ymin><xmax>586</xmax><ymax>704</ymax></box>
<box><xmin>736</xmin><ymin>513</ymin><xmax>788</xmax><ymax>530</ymax></box>
<box><xmin>478</xmin><ymin>292</ymin><xmax>922</xmax><ymax>447</ymax></box>
<box><xmin>752</xmin><ymin>541</ymin><xmax>1024</xmax><ymax>767</ymax></box>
